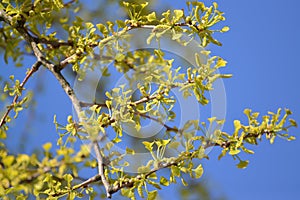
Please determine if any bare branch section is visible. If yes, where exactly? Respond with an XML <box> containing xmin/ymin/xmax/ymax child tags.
<box><xmin>72</xmin><ymin>174</ymin><xmax>102</xmax><ymax>190</ymax></box>
<box><xmin>93</xmin><ymin>142</ymin><xmax>111</xmax><ymax>198</ymax></box>
<box><xmin>0</xmin><ymin>61</ymin><xmax>42</xmax><ymax>127</ymax></box>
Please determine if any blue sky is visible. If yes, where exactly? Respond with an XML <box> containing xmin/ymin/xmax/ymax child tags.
<box><xmin>1</xmin><ymin>0</ymin><xmax>300</xmax><ymax>200</ymax></box>
<box><xmin>154</xmin><ymin>1</ymin><xmax>300</xmax><ymax>199</ymax></box>
<box><xmin>197</xmin><ymin>0</ymin><xmax>300</xmax><ymax>199</ymax></box>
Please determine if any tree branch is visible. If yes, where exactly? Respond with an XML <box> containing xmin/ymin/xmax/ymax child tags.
<box><xmin>19</xmin><ymin>166</ymin><xmax>52</xmax><ymax>184</ymax></box>
<box><xmin>93</xmin><ymin>142</ymin><xmax>111</xmax><ymax>198</ymax></box>
<box><xmin>0</xmin><ymin>8</ymin><xmax>82</xmax><ymax>116</ymax></box>
<box><xmin>0</xmin><ymin>12</ymin><xmax>111</xmax><ymax>198</ymax></box>
<box><xmin>0</xmin><ymin>61</ymin><xmax>42</xmax><ymax>127</ymax></box>
<box><xmin>134</xmin><ymin>111</ymin><xmax>179</xmax><ymax>133</ymax></box>
<box><xmin>63</xmin><ymin>0</ymin><xmax>77</xmax><ymax>7</ymax></box>
<box><xmin>72</xmin><ymin>174</ymin><xmax>102</xmax><ymax>190</ymax></box>
<box><xmin>56</xmin><ymin>22</ymin><xmax>200</xmax><ymax>71</ymax></box>
<box><xmin>42</xmin><ymin>126</ymin><xmax>279</xmax><ymax>198</ymax></box>
<box><xmin>106</xmin><ymin>127</ymin><xmax>279</xmax><ymax>195</ymax></box>
<box><xmin>108</xmin><ymin>160</ymin><xmax>179</xmax><ymax>195</ymax></box>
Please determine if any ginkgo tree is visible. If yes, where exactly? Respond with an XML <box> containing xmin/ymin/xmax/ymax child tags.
<box><xmin>0</xmin><ymin>1</ymin><xmax>297</xmax><ymax>200</ymax></box>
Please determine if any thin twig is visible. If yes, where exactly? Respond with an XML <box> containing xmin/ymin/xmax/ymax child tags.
<box><xmin>107</xmin><ymin>128</ymin><xmax>273</xmax><ymax>195</ymax></box>
<box><xmin>0</xmin><ymin>61</ymin><xmax>42</xmax><ymax>127</ymax></box>
<box><xmin>1</xmin><ymin>8</ymin><xmax>83</xmax><ymax>115</ymax></box>
<box><xmin>135</xmin><ymin>111</ymin><xmax>178</xmax><ymax>132</ymax></box>
<box><xmin>56</xmin><ymin>21</ymin><xmax>199</xmax><ymax>71</ymax></box>
<box><xmin>19</xmin><ymin>166</ymin><xmax>52</xmax><ymax>184</ymax></box>
<box><xmin>72</xmin><ymin>174</ymin><xmax>102</xmax><ymax>190</ymax></box>
<box><xmin>63</xmin><ymin>0</ymin><xmax>77</xmax><ymax>7</ymax></box>
<box><xmin>93</xmin><ymin>142</ymin><xmax>111</xmax><ymax>198</ymax></box>
<box><xmin>108</xmin><ymin>159</ymin><xmax>180</xmax><ymax>195</ymax></box>
<box><xmin>79</xmin><ymin>102</ymin><xmax>107</xmax><ymax>108</ymax></box>
<box><xmin>1</xmin><ymin>9</ymin><xmax>83</xmax><ymax>116</ymax></box>
<box><xmin>33</xmin><ymin>37</ymin><xmax>74</xmax><ymax>48</ymax></box>
<box><xmin>1</xmin><ymin>7</ymin><xmax>205</xmax><ymax>198</ymax></box>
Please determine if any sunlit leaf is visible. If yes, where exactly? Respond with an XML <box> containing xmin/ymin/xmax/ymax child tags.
<box><xmin>236</xmin><ymin>160</ymin><xmax>249</xmax><ymax>169</ymax></box>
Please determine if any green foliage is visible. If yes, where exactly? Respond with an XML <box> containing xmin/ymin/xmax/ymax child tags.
<box><xmin>0</xmin><ymin>1</ymin><xmax>297</xmax><ymax>200</ymax></box>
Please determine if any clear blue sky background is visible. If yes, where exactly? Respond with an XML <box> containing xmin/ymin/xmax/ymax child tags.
<box><xmin>1</xmin><ymin>0</ymin><xmax>300</xmax><ymax>200</ymax></box>
<box><xmin>195</xmin><ymin>0</ymin><xmax>300</xmax><ymax>199</ymax></box>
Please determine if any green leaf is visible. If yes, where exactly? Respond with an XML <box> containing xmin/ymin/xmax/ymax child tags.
<box><xmin>221</xmin><ymin>26</ymin><xmax>230</xmax><ymax>32</ymax></box>
<box><xmin>181</xmin><ymin>177</ymin><xmax>188</xmax><ymax>186</ymax></box>
<box><xmin>147</xmin><ymin>190</ymin><xmax>158</xmax><ymax>200</ymax></box>
<box><xmin>0</xmin><ymin>128</ymin><xmax>7</xmax><ymax>139</ymax></box>
<box><xmin>137</xmin><ymin>185</ymin><xmax>144</xmax><ymax>198</ymax></box>
<box><xmin>244</xmin><ymin>109</ymin><xmax>252</xmax><ymax>117</ymax></box>
<box><xmin>122</xmin><ymin>1</ymin><xmax>129</xmax><ymax>7</ymax></box>
<box><xmin>112</xmin><ymin>136</ymin><xmax>122</xmax><ymax>143</ymax></box>
<box><xmin>162</xmin><ymin>10</ymin><xmax>171</xmax><ymax>20</ymax></box>
<box><xmin>142</xmin><ymin>141</ymin><xmax>153</xmax><ymax>151</ymax></box>
<box><xmin>43</xmin><ymin>142</ymin><xmax>52</xmax><ymax>152</ymax></box>
<box><xmin>229</xmin><ymin>149</ymin><xmax>240</xmax><ymax>155</ymax></box>
<box><xmin>63</xmin><ymin>174</ymin><xmax>73</xmax><ymax>185</ymax></box>
<box><xmin>269</xmin><ymin>135</ymin><xmax>275</xmax><ymax>144</ymax></box>
<box><xmin>105</xmin><ymin>91</ymin><xmax>112</xmax><ymax>99</ymax></box>
<box><xmin>245</xmin><ymin>137</ymin><xmax>258</xmax><ymax>145</ymax></box>
<box><xmin>3</xmin><ymin>155</ymin><xmax>14</xmax><ymax>167</ymax></box>
<box><xmin>121</xmin><ymin>188</ymin><xmax>134</xmax><ymax>198</ymax></box>
<box><xmin>173</xmin><ymin>9</ymin><xmax>183</xmax><ymax>22</ymax></box>
<box><xmin>148</xmin><ymin>180</ymin><xmax>161</xmax><ymax>189</ymax></box>
<box><xmin>195</xmin><ymin>53</ymin><xmax>202</xmax><ymax>66</ymax></box>
<box><xmin>16</xmin><ymin>195</ymin><xmax>27</xmax><ymax>200</ymax></box>
<box><xmin>115</xmin><ymin>53</ymin><xmax>125</xmax><ymax>62</ymax></box>
<box><xmin>158</xmin><ymin>139</ymin><xmax>171</xmax><ymax>147</ymax></box>
<box><xmin>233</xmin><ymin>120</ymin><xmax>241</xmax><ymax>137</ymax></box>
<box><xmin>174</xmin><ymin>10</ymin><xmax>184</xmax><ymax>18</ymax></box>
<box><xmin>289</xmin><ymin>119</ymin><xmax>298</xmax><ymax>127</ymax></box>
<box><xmin>116</xmin><ymin>20</ymin><xmax>126</xmax><ymax>28</ymax></box>
<box><xmin>53</xmin><ymin>0</ymin><xmax>64</xmax><ymax>10</ymax></box>
<box><xmin>194</xmin><ymin>164</ymin><xmax>204</xmax><ymax>179</ymax></box>
<box><xmin>213</xmin><ymin>2</ymin><xmax>219</xmax><ymax>9</ymax></box>
<box><xmin>140</xmin><ymin>2</ymin><xmax>149</xmax><ymax>9</ymax></box>
<box><xmin>171</xmin><ymin>165</ymin><xmax>181</xmax><ymax>177</ymax></box>
<box><xmin>201</xmin><ymin>50</ymin><xmax>211</xmax><ymax>56</ymax></box>
<box><xmin>126</xmin><ymin>147</ymin><xmax>135</xmax><ymax>155</ymax></box>
<box><xmin>236</xmin><ymin>160</ymin><xmax>249</xmax><ymax>169</ymax></box>
<box><xmin>85</xmin><ymin>22</ymin><xmax>94</xmax><ymax>30</ymax></box>
<box><xmin>241</xmin><ymin>146</ymin><xmax>254</xmax><ymax>154</ymax></box>
<box><xmin>147</xmin><ymin>12</ymin><xmax>156</xmax><ymax>22</ymax></box>
<box><xmin>172</xmin><ymin>33</ymin><xmax>182</xmax><ymax>40</ymax></box>
<box><xmin>96</xmin><ymin>23</ymin><xmax>109</xmax><ymax>36</ymax></box>
<box><xmin>160</xmin><ymin>176</ymin><xmax>169</xmax><ymax>186</ymax></box>
<box><xmin>287</xmin><ymin>136</ymin><xmax>296</xmax><ymax>141</ymax></box>
<box><xmin>218</xmin><ymin>148</ymin><xmax>228</xmax><ymax>160</ymax></box>
<box><xmin>68</xmin><ymin>192</ymin><xmax>77</xmax><ymax>200</ymax></box>
<box><xmin>285</xmin><ymin>108</ymin><xmax>292</xmax><ymax>115</ymax></box>
<box><xmin>216</xmin><ymin>58</ymin><xmax>227</xmax><ymax>68</ymax></box>
<box><xmin>220</xmin><ymin>74</ymin><xmax>233</xmax><ymax>78</ymax></box>
<box><xmin>135</xmin><ymin>121</ymin><xmax>141</xmax><ymax>131</ymax></box>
